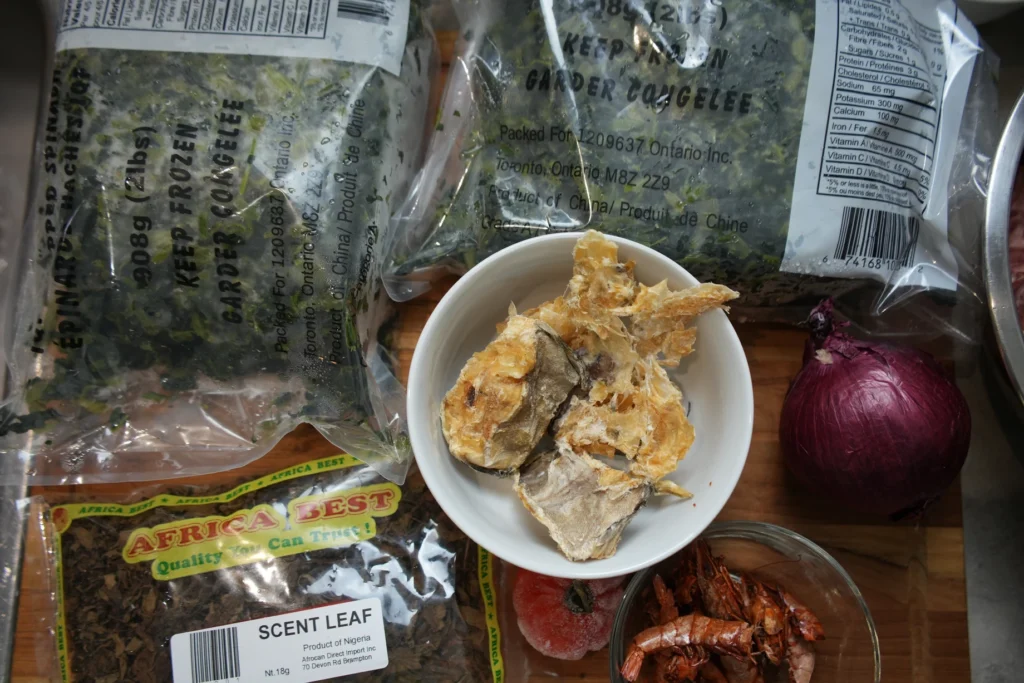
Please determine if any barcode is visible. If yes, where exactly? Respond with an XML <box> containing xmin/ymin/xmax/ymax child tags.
<box><xmin>337</xmin><ymin>0</ymin><xmax>394</xmax><ymax>25</ymax></box>
<box><xmin>833</xmin><ymin>206</ymin><xmax>920</xmax><ymax>267</ymax></box>
<box><xmin>189</xmin><ymin>627</ymin><xmax>241</xmax><ymax>683</ymax></box>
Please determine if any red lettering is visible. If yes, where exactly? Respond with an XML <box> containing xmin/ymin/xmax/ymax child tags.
<box><xmin>124</xmin><ymin>533</ymin><xmax>156</xmax><ymax>558</ymax></box>
<box><xmin>220</xmin><ymin>514</ymin><xmax>247</xmax><ymax>535</ymax></box>
<box><xmin>177</xmin><ymin>523</ymin><xmax>205</xmax><ymax>545</ymax></box>
<box><xmin>293</xmin><ymin>501</ymin><xmax>322</xmax><ymax>523</ymax></box>
<box><xmin>154</xmin><ymin>528</ymin><xmax>178</xmax><ymax>550</ymax></box>
<box><xmin>292</xmin><ymin>488</ymin><xmax>399</xmax><ymax>524</ymax></box>
<box><xmin>347</xmin><ymin>494</ymin><xmax>368</xmax><ymax>514</ymax></box>
<box><xmin>248</xmin><ymin>509</ymin><xmax>279</xmax><ymax>531</ymax></box>
<box><xmin>368</xmin><ymin>489</ymin><xmax>395</xmax><ymax>511</ymax></box>
<box><xmin>324</xmin><ymin>499</ymin><xmax>347</xmax><ymax>518</ymax></box>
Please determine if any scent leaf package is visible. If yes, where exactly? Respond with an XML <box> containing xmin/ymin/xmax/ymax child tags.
<box><xmin>34</xmin><ymin>455</ymin><xmax>497</xmax><ymax>682</ymax></box>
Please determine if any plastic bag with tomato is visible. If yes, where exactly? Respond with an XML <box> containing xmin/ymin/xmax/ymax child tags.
<box><xmin>485</xmin><ymin>556</ymin><xmax>626</xmax><ymax>681</ymax></box>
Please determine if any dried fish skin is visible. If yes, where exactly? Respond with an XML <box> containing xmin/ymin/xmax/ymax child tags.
<box><xmin>554</xmin><ymin>395</ymin><xmax>646</xmax><ymax>459</ymax></box>
<box><xmin>616</xmin><ymin>282</ymin><xmax>740</xmax><ymax>367</ymax></box>
<box><xmin>524</xmin><ymin>235</ymin><xmax>739</xmax><ymax>404</ymax></box>
<box><xmin>522</xmin><ymin>298</ymin><xmax>639</xmax><ymax>404</ymax></box>
<box><xmin>555</xmin><ymin>358</ymin><xmax>695</xmax><ymax>482</ymax></box>
<box><xmin>654</xmin><ymin>479</ymin><xmax>694</xmax><ymax>500</ymax></box>
<box><xmin>513</xmin><ymin>447</ymin><xmax>651</xmax><ymax>561</ymax></box>
<box><xmin>629</xmin><ymin>359</ymin><xmax>696</xmax><ymax>481</ymax></box>
<box><xmin>441</xmin><ymin>316</ymin><xmax>583</xmax><ymax>472</ymax></box>
<box><xmin>566</xmin><ymin>231</ymin><xmax>637</xmax><ymax>312</ymax></box>
<box><xmin>445</xmin><ymin>231</ymin><xmax>733</xmax><ymax>562</ymax></box>
<box><xmin>620</xmin><ymin>281</ymin><xmax>740</xmax><ymax>320</ymax></box>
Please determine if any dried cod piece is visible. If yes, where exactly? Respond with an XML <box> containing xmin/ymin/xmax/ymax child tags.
<box><xmin>442</xmin><ymin>231</ymin><xmax>733</xmax><ymax>562</ymax></box>
<box><xmin>519</xmin><ymin>234</ymin><xmax>642</xmax><ymax>405</ymax></box>
<box><xmin>520</xmin><ymin>233</ymin><xmax>734</xmax><ymax>481</ymax></box>
<box><xmin>524</xmin><ymin>234</ymin><xmax>738</xmax><ymax>401</ymax></box>
<box><xmin>566</xmin><ymin>231</ymin><xmax>637</xmax><ymax>312</ymax></box>
<box><xmin>441</xmin><ymin>315</ymin><xmax>583</xmax><ymax>472</ymax></box>
<box><xmin>616</xmin><ymin>282</ymin><xmax>740</xmax><ymax>367</ymax></box>
<box><xmin>524</xmin><ymin>297</ymin><xmax>638</xmax><ymax>403</ymax></box>
<box><xmin>513</xmin><ymin>447</ymin><xmax>652</xmax><ymax>561</ymax></box>
<box><xmin>555</xmin><ymin>358</ymin><xmax>696</xmax><ymax>481</ymax></box>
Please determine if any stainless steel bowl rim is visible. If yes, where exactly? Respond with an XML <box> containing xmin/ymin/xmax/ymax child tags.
<box><xmin>985</xmin><ymin>91</ymin><xmax>1024</xmax><ymax>406</ymax></box>
<box><xmin>607</xmin><ymin>520</ymin><xmax>882</xmax><ymax>683</ymax></box>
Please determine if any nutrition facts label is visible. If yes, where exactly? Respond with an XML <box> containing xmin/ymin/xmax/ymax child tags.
<box><xmin>782</xmin><ymin>0</ymin><xmax>977</xmax><ymax>291</ymax></box>
<box><xmin>60</xmin><ymin>0</ymin><xmax>335</xmax><ymax>38</ymax></box>
<box><xmin>57</xmin><ymin>0</ymin><xmax>409</xmax><ymax>75</ymax></box>
<box><xmin>818</xmin><ymin>0</ymin><xmax>944</xmax><ymax>211</ymax></box>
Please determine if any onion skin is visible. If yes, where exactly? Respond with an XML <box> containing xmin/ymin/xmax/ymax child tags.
<box><xmin>780</xmin><ymin>300</ymin><xmax>971</xmax><ymax>518</ymax></box>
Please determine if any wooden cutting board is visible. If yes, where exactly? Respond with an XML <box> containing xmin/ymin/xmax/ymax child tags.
<box><xmin>9</xmin><ymin>277</ymin><xmax>969</xmax><ymax>682</ymax></box>
<box><xmin>9</xmin><ymin>30</ymin><xmax>968</xmax><ymax>682</ymax></box>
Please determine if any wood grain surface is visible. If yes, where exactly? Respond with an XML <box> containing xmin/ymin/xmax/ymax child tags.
<box><xmin>8</xmin><ymin>30</ymin><xmax>968</xmax><ymax>682</ymax></box>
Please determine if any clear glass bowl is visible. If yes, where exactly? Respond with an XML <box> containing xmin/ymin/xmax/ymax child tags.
<box><xmin>608</xmin><ymin>521</ymin><xmax>881</xmax><ymax>682</ymax></box>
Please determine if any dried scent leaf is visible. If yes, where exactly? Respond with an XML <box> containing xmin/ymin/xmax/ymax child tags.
<box><xmin>49</xmin><ymin>457</ymin><xmax>493</xmax><ymax>682</ymax></box>
<box><xmin>513</xmin><ymin>447</ymin><xmax>651</xmax><ymax>561</ymax></box>
<box><xmin>442</xmin><ymin>316</ymin><xmax>583</xmax><ymax>472</ymax></box>
<box><xmin>69</xmin><ymin>526</ymin><xmax>94</xmax><ymax>550</ymax></box>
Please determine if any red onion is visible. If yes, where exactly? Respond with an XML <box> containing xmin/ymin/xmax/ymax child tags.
<box><xmin>780</xmin><ymin>300</ymin><xmax>971</xmax><ymax>518</ymax></box>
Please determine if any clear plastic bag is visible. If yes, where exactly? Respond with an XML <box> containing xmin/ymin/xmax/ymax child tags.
<box><xmin>0</xmin><ymin>1</ymin><xmax>438</xmax><ymax>484</ymax></box>
<box><xmin>384</xmin><ymin>0</ymin><xmax>998</xmax><ymax>342</ymax></box>
<box><xmin>488</xmin><ymin>556</ymin><xmax>621</xmax><ymax>680</ymax></box>
<box><xmin>26</xmin><ymin>455</ymin><xmax>496</xmax><ymax>682</ymax></box>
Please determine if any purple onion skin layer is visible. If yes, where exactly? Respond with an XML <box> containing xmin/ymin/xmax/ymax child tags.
<box><xmin>780</xmin><ymin>301</ymin><xmax>971</xmax><ymax>518</ymax></box>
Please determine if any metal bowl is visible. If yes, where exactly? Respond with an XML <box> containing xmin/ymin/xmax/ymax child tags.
<box><xmin>984</xmin><ymin>91</ymin><xmax>1024</xmax><ymax>409</ymax></box>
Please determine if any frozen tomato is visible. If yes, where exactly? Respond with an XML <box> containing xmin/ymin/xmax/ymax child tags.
<box><xmin>512</xmin><ymin>569</ymin><xmax>624</xmax><ymax>660</ymax></box>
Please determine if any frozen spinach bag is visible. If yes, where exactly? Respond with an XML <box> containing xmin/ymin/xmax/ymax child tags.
<box><xmin>385</xmin><ymin>0</ymin><xmax>997</xmax><ymax>340</ymax></box>
<box><xmin>0</xmin><ymin>1</ymin><xmax>437</xmax><ymax>483</ymax></box>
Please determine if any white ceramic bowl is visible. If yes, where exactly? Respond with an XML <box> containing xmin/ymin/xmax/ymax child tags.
<box><xmin>407</xmin><ymin>233</ymin><xmax>753</xmax><ymax>579</ymax></box>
